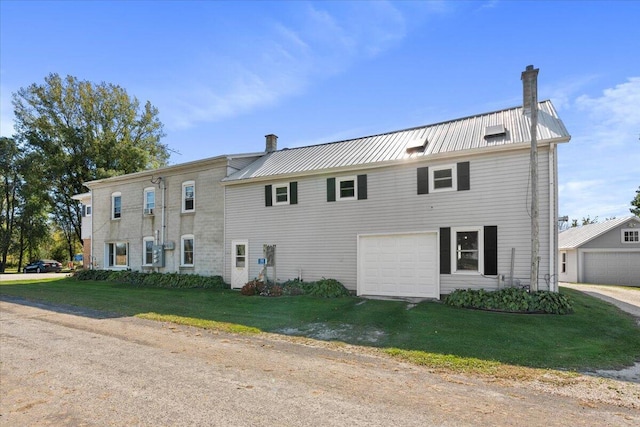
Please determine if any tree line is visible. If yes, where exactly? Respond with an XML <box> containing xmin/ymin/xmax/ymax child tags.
<box><xmin>1</xmin><ymin>74</ymin><xmax>169</xmax><ymax>272</ymax></box>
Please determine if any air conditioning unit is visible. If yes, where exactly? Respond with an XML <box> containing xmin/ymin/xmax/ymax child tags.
<box><xmin>143</xmin><ymin>208</ymin><xmax>154</xmax><ymax>215</ymax></box>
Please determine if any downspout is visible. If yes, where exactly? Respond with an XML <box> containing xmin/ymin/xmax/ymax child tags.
<box><xmin>90</xmin><ymin>191</ymin><xmax>94</xmax><ymax>269</ymax></box>
<box><xmin>549</xmin><ymin>143</ymin><xmax>558</xmax><ymax>292</ymax></box>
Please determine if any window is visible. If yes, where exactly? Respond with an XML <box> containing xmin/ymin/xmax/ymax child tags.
<box><xmin>144</xmin><ymin>187</ymin><xmax>155</xmax><ymax>212</ymax></box>
<box><xmin>451</xmin><ymin>227</ymin><xmax>483</xmax><ymax>274</ymax></box>
<box><xmin>561</xmin><ymin>252</ymin><xmax>567</xmax><ymax>273</ymax></box>
<box><xmin>143</xmin><ymin>237</ymin><xmax>154</xmax><ymax>266</ymax></box>
<box><xmin>274</xmin><ymin>183</ymin><xmax>289</xmax><ymax>205</ymax></box>
<box><xmin>181</xmin><ymin>235</ymin><xmax>194</xmax><ymax>266</ymax></box>
<box><xmin>235</xmin><ymin>244</ymin><xmax>246</xmax><ymax>268</ymax></box>
<box><xmin>417</xmin><ymin>162</ymin><xmax>469</xmax><ymax>194</ymax></box>
<box><xmin>327</xmin><ymin>175</ymin><xmax>367</xmax><ymax>202</ymax></box>
<box><xmin>106</xmin><ymin>242</ymin><xmax>128</xmax><ymax>268</ymax></box>
<box><xmin>622</xmin><ymin>229</ymin><xmax>639</xmax><ymax>243</ymax></box>
<box><xmin>86</xmin><ymin>205</ymin><xmax>92</xmax><ymax>216</ymax></box>
<box><xmin>182</xmin><ymin>181</ymin><xmax>195</xmax><ymax>213</ymax></box>
<box><xmin>431</xmin><ymin>164</ymin><xmax>457</xmax><ymax>192</ymax></box>
<box><xmin>111</xmin><ymin>192</ymin><xmax>122</xmax><ymax>219</ymax></box>
<box><xmin>338</xmin><ymin>177</ymin><xmax>356</xmax><ymax>200</ymax></box>
<box><xmin>265</xmin><ymin>182</ymin><xmax>298</xmax><ymax>207</ymax></box>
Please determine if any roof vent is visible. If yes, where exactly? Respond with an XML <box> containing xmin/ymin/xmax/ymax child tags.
<box><xmin>406</xmin><ymin>137</ymin><xmax>428</xmax><ymax>154</ymax></box>
<box><xmin>484</xmin><ymin>124</ymin><xmax>507</xmax><ymax>139</ymax></box>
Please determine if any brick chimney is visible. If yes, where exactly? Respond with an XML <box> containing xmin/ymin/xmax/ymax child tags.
<box><xmin>265</xmin><ymin>134</ymin><xmax>278</xmax><ymax>152</ymax></box>
<box><xmin>521</xmin><ymin>65</ymin><xmax>539</xmax><ymax>115</ymax></box>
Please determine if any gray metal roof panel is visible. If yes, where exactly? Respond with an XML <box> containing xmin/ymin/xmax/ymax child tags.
<box><xmin>558</xmin><ymin>216</ymin><xmax>640</xmax><ymax>249</ymax></box>
<box><xmin>224</xmin><ymin>100</ymin><xmax>570</xmax><ymax>182</ymax></box>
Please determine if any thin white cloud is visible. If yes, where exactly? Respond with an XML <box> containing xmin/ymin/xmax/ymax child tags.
<box><xmin>559</xmin><ymin>77</ymin><xmax>640</xmax><ymax>221</ymax></box>
<box><xmin>159</xmin><ymin>2</ymin><xmax>409</xmax><ymax>130</ymax></box>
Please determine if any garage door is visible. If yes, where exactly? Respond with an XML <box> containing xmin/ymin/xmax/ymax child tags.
<box><xmin>358</xmin><ymin>232</ymin><xmax>439</xmax><ymax>299</ymax></box>
<box><xmin>583</xmin><ymin>252</ymin><xmax>640</xmax><ymax>286</ymax></box>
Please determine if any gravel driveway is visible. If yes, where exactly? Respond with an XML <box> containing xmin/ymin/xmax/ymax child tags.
<box><xmin>1</xmin><ymin>297</ymin><xmax>639</xmax><ymax>426</ymax></box>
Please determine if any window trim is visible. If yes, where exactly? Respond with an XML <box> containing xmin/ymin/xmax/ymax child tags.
<box><xmin>143</xmin><ymin>237</ymin><xmax>154</xmax><ymax>266</ymax></box>
<box><xmin>272</xmin><ymin>182</ymin><xmax>290</xmax><ymax>205</ymax></box>
<box><xmin>181</xmin><ymin>234</ymin><xmax>195</xmax><ymax>267</ymax></box>
<box><xmin>561</xmin><ymin>251</ymin><xmax>567</xmax><ymax>273</ymax></box>
<box><xmin>182</xmin><ymin>181</ymin><xmax>195</xmax><ymax>213</ymax></box>
<box><xmin>143</xmin><ymin>187</ymin><xmax>156</xmax><ymax>212</ymax></box>
<box><xmin>430</xmin><ymin>164</ymin><xmax>457</xmax><ymax>193</ymax></box>
<box><xmin>106</xmin><ymin>242</ymin><xmax>128</xmax><ymax>268</ymax></box>
<box><xmin>337</xmin><ymin>176</ymin><xmax>357</xmax><ymax>201</ymax></box>
<box><xmin>622</xmin><ymin>228</ymin><xmax>639</xmax><ymax>243</ymax></box>
<box><xmin>451</xmin><ymin>226</ymin><xmax>483</xmax><ymax>275</ymax></box>
<box><xmin>111</xmin><ymin>192</ymin><xmax>122</xmax><ymax>220</ymax></box>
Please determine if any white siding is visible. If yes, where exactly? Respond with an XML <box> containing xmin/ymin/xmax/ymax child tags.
<box><xmin>225</xmin><ymin>147</ymin><xmax>554</xmax><ymax>293</ymax></box>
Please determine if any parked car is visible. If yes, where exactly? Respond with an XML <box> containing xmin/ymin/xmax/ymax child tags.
<box><xmin>23</xmin><ymin>260</ymin><xmax>63</xmax><ymax>273</ymax></box>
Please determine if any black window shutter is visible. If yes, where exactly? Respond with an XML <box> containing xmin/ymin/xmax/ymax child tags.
<box><xmin>265</xmin><ymin>185</ymin><xmax>273</xmax><ymax>207</ymax></box>
<box><xmin>290</xmin><ymin>182</ymin><xmax>298</xmax><ymax>205</ymax></box>
<box><xmin>357</xmin><ymin>174</ymin><xmax>367</xmax><ymax>200</ymax></box>
<box><xmin>417</xmin><ymin>167</ymin><xmax>429</xmax><ymax>194</ymax></box>
<box><xmin>440</xmin><ymin>227</ymin><xmax>451</xmax><ymax>274</ymax></box>
<box><xmin>327</xmin><ymin>178</ymin><xmax>336</xmax><ymax>202</ymax></box>
<box><xmin>457</xmin><ymin>161</ymin><xmax>470</xmax><ymax>191</ymax></box>
<box><xmin>484</xmin><ymin>226</ymin><xmax>498</xmax><ymax>275</ymax></box>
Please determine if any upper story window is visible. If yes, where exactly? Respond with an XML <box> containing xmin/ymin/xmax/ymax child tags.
<box><xmin>327</xmin><ymin>175</ymin><xmax>367</xmax><ymax>202</ymax></box>
<box><xmin>144</xmin><ymin>187</ymin><xmax>155</xmax><ymax>213</ymax></box>
<box><xmin>431</xmin><ymin>164</ymin><xmax>457</xmax><ymax>192</ymax></box>
<box><xmin>181</xmin><ymin>234</ymin><xmax>194</xmax><ymax>266</ymax></box>
<box><xmin>622</xmin><ymin>229</ymin><xmax>639</xmax><ymax>243</ymax></box>
<box><xmin>417</xmin><ymin>162</ymin><xmax>470</xmax><ymax>194</ymax></box>
<box><xmin>338</xmin><ymin>177</ymin><xmax>356</xmax><ymax>200</ymax></box>
<box><xmin>81</xmin><ymin>204</ymin><xmax>92</xmax><ymax>217</ymax></box>
<box><xmin>111</xmin><ymin>192</ymin><xmax>122</xmax><ymax>219</ymax></box>
<box><xmin>182</xmin><ymin>181</ymin><xmax>195</xmax><ymax>213</ymax></box>
<box><xmin>265</xmin><ymin>182</ymin><xmax>298</xmax><ymax>207</ymax></box>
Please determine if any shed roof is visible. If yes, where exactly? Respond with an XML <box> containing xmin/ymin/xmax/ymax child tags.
<box><xmin>224</xmin><ymin>100</ymin><xmax>570</xmax><ymax>183</ymax></box>
<box><xmin>558</xmin><ymin>216</ymin><xmax>640</xmax><ymax>249</ymax></box>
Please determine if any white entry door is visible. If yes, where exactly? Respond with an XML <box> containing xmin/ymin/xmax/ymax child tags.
<box><xmin>231</xmin><ymin>240</ymin><xmax>248</xmax><ymax>289</ymax></box>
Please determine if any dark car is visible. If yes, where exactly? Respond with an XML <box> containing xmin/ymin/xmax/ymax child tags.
<box><xmin>23</xmin><ymin>259</ymin><xmax>63</xmax><ymax>273</ymax></box>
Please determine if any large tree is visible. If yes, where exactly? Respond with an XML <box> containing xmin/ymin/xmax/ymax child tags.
<box><xmin>12</xmin><ymin>73</ymin><xmax>169</xmax><ymax>260</ymax></box>
<box><xmin>631</xmin><ymin>186</ymin><xmax>640</xmax><ymax>217</ymax></box>
<box><xmin>0</xmin><ymin>137</ymin><xmax>21</xmax><ymax>272</ymax></box>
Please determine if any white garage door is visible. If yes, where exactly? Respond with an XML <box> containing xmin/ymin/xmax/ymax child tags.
<box><xmin>583</xmin><ymin>251</ymin><xmax>640</xmax><ymax>286</ymax></box>
<box><xmin>358</xmin><ymin>232</ymin><xmax>439</xmax><ymax>299</ymax></box>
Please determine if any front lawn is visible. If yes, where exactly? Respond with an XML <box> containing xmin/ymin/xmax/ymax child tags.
<box><xmin>1</xmin><ymin>277</ymin><xmax>639</xmax><ymax>372</ymax></box>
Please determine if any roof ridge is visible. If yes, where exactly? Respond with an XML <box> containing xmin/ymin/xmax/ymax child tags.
<box><xmin>277</xmin><ymin>100</ymin><xmax>553</xmax><ymax>153</ymax></box>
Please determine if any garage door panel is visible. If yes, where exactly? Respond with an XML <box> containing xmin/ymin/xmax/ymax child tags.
<box><xmin>584</xmin><ymin>252</ymin><xmax>640</xmax><ymax>286</ymax></box>
<box><xmin>358</xmin><ymin>232</ymin><xmax>439</xmax><ymax>299</ymax></box>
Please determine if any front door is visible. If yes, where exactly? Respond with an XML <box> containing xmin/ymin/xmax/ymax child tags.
<box><xmin>231</xmin><ymin>240</ymin><xmax>248</xmax><ymax>289</ymax></box>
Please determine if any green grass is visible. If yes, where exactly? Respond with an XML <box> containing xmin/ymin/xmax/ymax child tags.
<box><xmin>1</xmin><ymin>277</ymin><xmax>639</xmax><ymax>373</ymax></box>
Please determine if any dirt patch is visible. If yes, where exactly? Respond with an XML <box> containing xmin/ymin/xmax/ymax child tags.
<box><xmin>277</xmin><ymin>322</ymin><xmax>386</xmax><ymax>344</ymax></box>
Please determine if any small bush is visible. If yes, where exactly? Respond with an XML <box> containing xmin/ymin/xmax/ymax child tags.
<box><xmin>444</xmin><ymin>287</ymin><xmax>573</xmax><ymax>314</ymax></box>
<box><xmin>240</xmin><ymin>280</ymin><xmax>259</xmax><ymax>296</ymax></box>
<box><xmin>306</xmin><ymin>278</ymin><xmax>350</xmax><ymax>298</ymax></box>
<box><xmin>74</xmin><ymin>269</ymin><xmax>228</xmax><ymax>289</ymax></box>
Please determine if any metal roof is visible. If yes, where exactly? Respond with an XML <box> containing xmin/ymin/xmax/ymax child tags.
<box><xmin>558</xmin><ymin>216</ymin><xmax>640</xmax><ymax>249</ymax></box>
<box><xmin>224</xmin><ymin>100</ymin><xmax>570</xmax><ymax>183</ymax></box>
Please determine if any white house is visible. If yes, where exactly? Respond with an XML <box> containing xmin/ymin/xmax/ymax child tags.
<box><xmin>559</xmin><ymin>216</ymin><xmax>640</xmax><ymax>286</ymax></box>
<box><xmin>222</xmin><ymin>99</ymin><xmax>570</xmax><ymax>298</ymax></box>
<box><xmin>76</xmin><ymin>66</ymin><xmax>572</xmax><ymax>299</ymax></box>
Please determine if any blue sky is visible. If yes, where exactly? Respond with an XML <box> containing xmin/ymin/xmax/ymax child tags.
<box><xmin>1</xmin><ymin>1</ymin><xmax>638</xmax><ymax>223</ymax></box>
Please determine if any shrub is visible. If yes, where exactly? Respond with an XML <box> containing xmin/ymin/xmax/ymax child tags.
<box><xmin>241</xmin><ymin>280</ymin><xmax>259</xmax><ymax>296</ymax></box>
<box><xmin>74</xmin><ymin>269</ymin><xmax>228</xmax><ymax>289</ymax></box>
<box><xmin>306</xmin><ymin>278</ymin><xmax>350</xmax><ymax>298</ymax></box>
<box><xmin>444</xmin><ymin>287</ymin><xmax>573</xmax><ymax>314</ymax></box>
